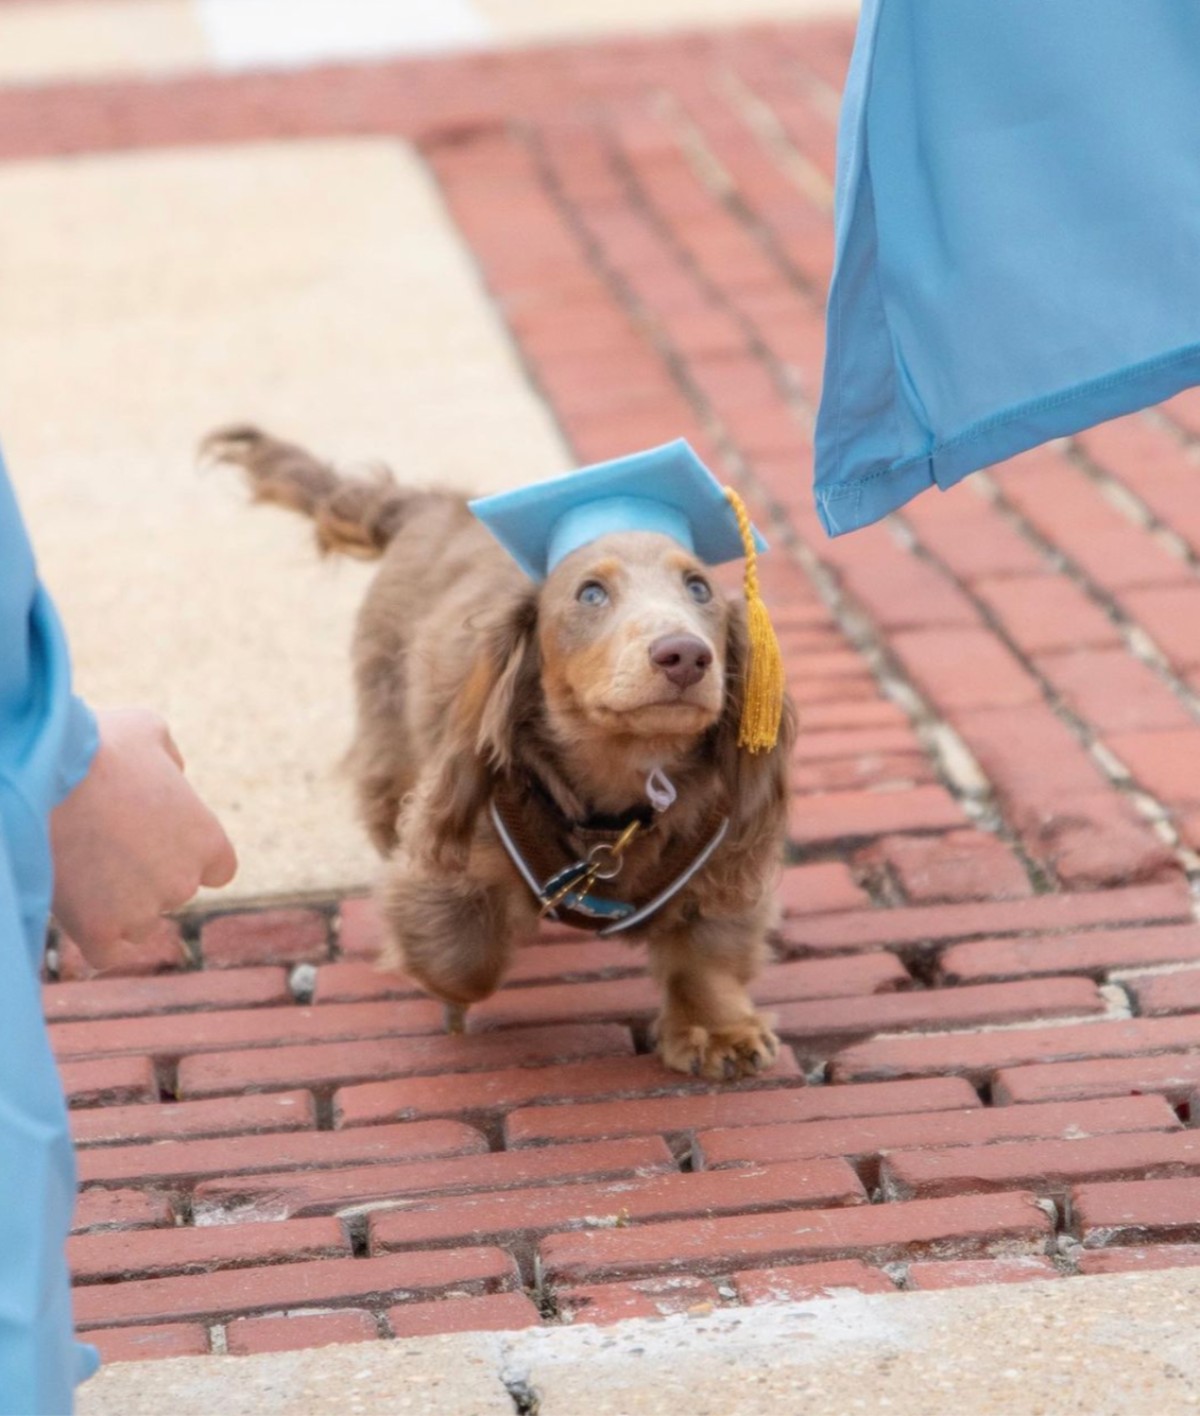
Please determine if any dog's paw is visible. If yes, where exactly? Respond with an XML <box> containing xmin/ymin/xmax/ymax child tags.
<box><xmin>657</xmin><ymin>1014</ymin><xmax>780</xmax><ymax>1082</ymax></box>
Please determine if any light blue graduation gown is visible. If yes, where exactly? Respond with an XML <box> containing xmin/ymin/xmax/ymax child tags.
<box><xmin>0</xmin><ymin>454</ymin><xmax>99</xmax><ymax>1415</ymax></box>
<box><xmin>814</xmin><ymin>0</ymin><xmax>1200</xmax><ymax>535</ymax></box>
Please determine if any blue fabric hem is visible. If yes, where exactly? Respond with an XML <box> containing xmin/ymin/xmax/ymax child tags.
<box><xmin>815</xmin><ymin>342</ymin><xmax>1200</xmax><ymax>537</ymax></box>
<box><xmin>54</xmin><ymin>697</ymin><xmax>98</xmax><ymax>806</ymax></box>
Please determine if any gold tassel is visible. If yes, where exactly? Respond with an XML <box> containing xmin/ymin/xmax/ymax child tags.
<box><xmin>724</xmin><ymin>486</ymin><xmax>785</xmax><ymax>753</ymax></box>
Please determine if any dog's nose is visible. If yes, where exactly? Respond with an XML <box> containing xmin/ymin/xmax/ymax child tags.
<box><xmin>649</xmin><ymin>634</ymin><xmax>713</xmax><ymax>690</ymax></box>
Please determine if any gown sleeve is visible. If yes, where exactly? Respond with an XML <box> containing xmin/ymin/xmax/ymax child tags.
<box><xmin>814</xmin><ymin>0</ymin><xmax>1200</xmax><ymax>534</ymax></box>
<box><xmin>0</xmin><ymin>452</ymin><xmax>100</xmax><ymax>1414</ymax></box>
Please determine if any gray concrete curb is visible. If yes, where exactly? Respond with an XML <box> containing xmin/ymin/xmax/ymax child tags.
<box><xmin>78</xmin><ymin>1267</ymin><xmax>1200</xmax><ymax>1415</ymax></box>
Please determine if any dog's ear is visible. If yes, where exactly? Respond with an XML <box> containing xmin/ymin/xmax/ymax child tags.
<box><xmin>712</xmin><ymin>600</ymin><xmax>796</xmax><ymax>867</ymax></box>
<box><xmin>410</xmin><ymin>596</ymin><xmax>540</xmax><ymax>871</ymax></box>
<box><xmin>476</xmin><ymin>597</ymin><xmax>540</xmax><ymax>772</ymax></box>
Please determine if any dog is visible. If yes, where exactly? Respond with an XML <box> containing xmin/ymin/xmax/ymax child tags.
<box><xmin>204</xmin><ymin>426</ymin><xmax>795</xmax><ymax>1080</ymax></box>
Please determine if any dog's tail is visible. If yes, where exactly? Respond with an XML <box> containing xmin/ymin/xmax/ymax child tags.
<box><xmin>201</xmin><ymin>425</ymin><xmax>408</xmax><ymax>558</ymax></box>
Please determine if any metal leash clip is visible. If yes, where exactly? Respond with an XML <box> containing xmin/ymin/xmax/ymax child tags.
<box><xmin>538</xmin><ymin>820</ymin><xmax>641</xmax><ymax>918</ymax></box>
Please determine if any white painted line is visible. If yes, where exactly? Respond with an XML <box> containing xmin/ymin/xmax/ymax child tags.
<box><xmin>196</xmin><ymin>0</ymin><xmax>494</xmax><ymax>71</ymax></box>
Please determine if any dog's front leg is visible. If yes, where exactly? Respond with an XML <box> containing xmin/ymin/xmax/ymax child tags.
<box><xmin>648</xmin><ymin>913</ymin><xmax>779</xmax><ymax>1081</ymax></box>
<box><xmin>376</xmin><ymin>863</ymin><xmax>518</xmax><ymax>1026</ymax></box>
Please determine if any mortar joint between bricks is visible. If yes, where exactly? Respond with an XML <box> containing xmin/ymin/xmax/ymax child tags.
<box><xmin>1148</xmin><ymin>814</ymin><xmax>1179</xmax><ymax>849</ymax></box>
<box><xmin>800</xmin><ymin>1057</ymin><xmax>830</xmax><ymax>1085</ymax></box>
<box><xmin>530</xmin><ymin>1280</ymin><xmax>561</xmax><ymax>1323</ymax></box>
<box><xmin>855</xmin><ymin>856</ymin><xmax>906</xmax><ymax>909</ymax></box>
<box><xmin>978</xmin><ymin>460</ymin><xmax>1200</xmax><ymax>824</ymax></box>
<box><xmin>342</xmin><ymin>1212</ymin><xmax>371</xmax><ymax>1259</ymax></box>
<box><xmin>317</xmin><ymin>898</ymin><xmax>340</xmax><ymax>962</ymax></box>
<box><xmin>857</xmin><ymin>1007</ymin><xmax>1140</xmax><ymax>1044</ymax></box>
<box><xmin>1054</xmin><ymin>472</ymin><xmax>1200</xmax><ymax>705</ymax></box>
<box><xmin>1110</xmin><ymin>958</ymin><xmax>1200</xmax><ymax>982</ymax></box>
<box><xmin>1041</xmin><ymin>1195</ymin><xmax>1088</xmax><ymax>1268</ymax></box>
<box><xmin>882</xmin><ymin>1260</ymin><xmax>910</xmax><ymax>1289</ymax></box>
<box><xmin>1067</xmin><ymin>439</ymin><xmax>1200</xmax><ymax>567</ymax></box>
<box><xmin>312</xmin><ymin>1091</ymin><xmax>336</xmax><ymax>1132</ymax></box>
<box><xmin>658</xmin><ymin>84</ymin><xmax>830</xmax><ymax>304</ymax></box>
<box><xmin>436</xmin><ymin>1111</ymin><xmax>507</xmax><ymax>1151</ymax></box>
<box><xmin>153</xmin><ymin>1058</ymin><xmax>181</xmax><ymax>1104</ymax></box>
<box><xmin>166</xmin><ymin>914</ymin><xmax>203</xmax><ymax>970</ymax></box>
<box><xmin>771</xmin><ymin>518</ymin><xmax>1009</xmax><ymax>839</ymax></box>
<box><xmin>857</xmin><ymin>1163</ymin><xmax>888</xmax><ymax>1202</ymax></box>
<box><xmin>1033</xmin><ymin>1195</ymin><xmax>1060</xmax><ymax>1229</ymax></box>
<box><xmin>711</xmin><ymin>64</ymin><xmax>836</xmax><ymax>216</ymax></box>
<box><xmin>979</xmin><ymin>468</ymin><xmax>1183</xmax><ymax>649</ymax></box>
<box><xmin>667</xmin><ymin>1132</ymin><xmax>696</xmax><ymax>1170</ymax></box>
<box><xmin>860</xmin><ymin>856</ymin><xmax>908</xmax><ymax>910</ymax></box>
<box><xmin>629</xmin><ymin>1021</ymin><xmax>658</xmax><ymax>1055</ymax></box>
<box><xmin>899</xmin><ymin>950</ymin><xmax>941</xmax><ymax>989</ymax></box>
<box><xmin>891</xmin><ymin>502</ymin><xmax>1200</xmax><ymax>885</ymax></box>
<box><xmin>176</xmin><ymin>888</ymin><xmax>344</xmax><ymax>926</ymax></box>
<box><xmin>1143</xmin><ymin>402</ymin><xmax>1200</xmax><ymax>465</ymax></box>
<box><xmin>43</xmin><ymin>923</ymin><xmax>61</xmax><ymax>982</ymax></box>
<box><xmin>782</xmin><ymin>838</ymin><xmax>880</xmax><ymax>869</ymax></box>
<box><xmin>328</xmin><ymin>901</ymin><xmax>345</xmax><ymax>959</ymax></box>
<box><xmin>1099</xmin><ymin>979</ymin><xmax>1136</xmax><ymax>1019</ymax></box>
<box><xmin>789</xmin><ymin>49</ymin><xmax>847</xmax><ymax>122</ymax></box>
<box><xmin>773</xmin><ymin>512</ymin><xmax>1021</xmax><ymax>844</ymax></box>
<box><xmin>1052</xmin><ymin>1243</ymin><xmax>1083</xmax><ymax>1276</ymax></box>
<box><xmin>889</xmin><ymin>521</ymin><xmax>1076</xmax><ymax>872</ymax></box>
<box><xmin>652</xmin><ymin>88</ymin><xmax>735</xmax><ymax>198</ymax></box>
<box><xmin>288</xmin><ymin>961</ymin><xmax>318</xmax><ymax>1005</ymax></box>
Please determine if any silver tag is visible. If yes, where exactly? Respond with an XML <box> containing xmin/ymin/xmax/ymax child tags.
<box><xmin>646</xmin><ymin>767</ymin><xmax>677</xmax><ymax>814</ymax></box>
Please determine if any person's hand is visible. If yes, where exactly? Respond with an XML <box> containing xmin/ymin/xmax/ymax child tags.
<box><xmin>50</xmin><ymin>708</ymin><xmax>237</xmax><ymax>969</ymax></box>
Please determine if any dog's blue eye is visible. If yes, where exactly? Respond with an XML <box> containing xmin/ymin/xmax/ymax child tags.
<box><xmin>577</xmin><ymin>581</ymin><xmax>609</xmax><ymax>606</ymax></box>
<box><xmin>686</xmin><ymin>576</ymin><xmax>713</xmax><ymax>604</ymax></box>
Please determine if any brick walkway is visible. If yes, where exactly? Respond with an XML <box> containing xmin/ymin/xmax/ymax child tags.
<box><xmin>26</xmin><ymin>14</ymin><xmax>1200</xmax><ymax>1367</ymax></box>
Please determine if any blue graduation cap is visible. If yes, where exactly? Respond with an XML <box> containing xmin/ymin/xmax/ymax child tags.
<box><xmin>469</xmin><ymin>439</ymin><xmax>784</xmax><ymax>753</ymax></box>
<box><xmin>469</xmin><ymin>439</ymin><xmax>766</xmax><ymax>583</ymax></box>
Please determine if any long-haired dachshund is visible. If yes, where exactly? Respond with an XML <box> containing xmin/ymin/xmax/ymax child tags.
<box><xmin>205</xmin><ymin>427</ymin><xmax>795</xmax><ymax>1080</ymax></box>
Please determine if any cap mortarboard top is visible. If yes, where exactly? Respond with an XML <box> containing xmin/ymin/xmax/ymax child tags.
<box><xmin>468</xmin><ymin>440</ymin><xmax>767</xmax><ymax>582</ymax></box>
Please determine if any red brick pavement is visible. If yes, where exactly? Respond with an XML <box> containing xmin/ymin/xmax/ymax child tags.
<box><xmin>19</xmin><ymin>13</ymin><xmax>1200</xmax><ymax>1363</ymax></box>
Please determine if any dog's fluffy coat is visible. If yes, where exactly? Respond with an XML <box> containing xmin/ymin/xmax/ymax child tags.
<box><xmin>206</xmin><ymin>426</ymin><xmax>795</xmax><ymax>1079</ymax></box>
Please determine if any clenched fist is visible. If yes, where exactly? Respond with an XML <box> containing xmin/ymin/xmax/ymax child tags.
<box><xmin>50</xmin><ymin>708</ymin><xmax>236</xmax><ymax>968</ymax></box>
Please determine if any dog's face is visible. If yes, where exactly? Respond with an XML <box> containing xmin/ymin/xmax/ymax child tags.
<box><xmin>536</xmin><ymin>531</ymin><xmax>730</xmax><ymax>743</ymax></box>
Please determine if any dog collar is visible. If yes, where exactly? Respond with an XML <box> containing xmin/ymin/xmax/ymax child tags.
<box><xmin>523</xmin><ymin>772</ymin><xmax>655</xmax><ymax>840</ymax></box>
